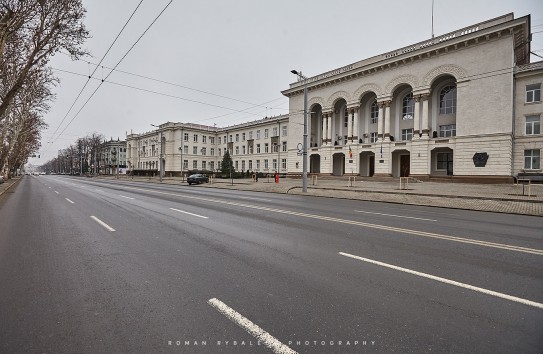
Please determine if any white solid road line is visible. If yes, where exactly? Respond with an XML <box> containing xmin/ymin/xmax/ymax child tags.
<box><xmin>170</xmin><ymin>208</ymin><xmax>208</xmax><ymax>219</ymax></box>
<box><xmin>119</xmin><ymin>195</ymin><xmax>134</xmax><ymax>200</ymax></box>
<box><xmin>339</xmin><ymin>252</ymin><xmax>543</xmax><ymax>310</ymax></box>
<box><xmin>208</xmin><ymin>298</ymin><xmax>297</xmax><ymax>354</ymax></box>
<box><xmin>90</xmin><ymin>216</ymin><xmax>116</xmax><ymax>232</ymax></box>
<box><xmin>54</xmin><ymin>191</ymin><xmax>59</xmax><ymax>194</ymax></box>
<box><xmin>95</xmin><ymin>189</ymin><xmax>104</xmax><ymax>192</ymax></box>
<box><xmin>355</xmin><ymin>210</ymin><xmax>437</xmax><ymax>222</ymax></box>
<box><xmin>98</xmin><ymin>184</ymin><xmax>543</xmax><ymax>256</ymax></box>
<box><xmin>65</xmin><ymin>198</ymin><xmax>74</xmax><ymax>204</ymax></box>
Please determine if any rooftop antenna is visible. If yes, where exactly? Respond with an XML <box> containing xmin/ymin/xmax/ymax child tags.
<box><xmin>431</xmin><ymin>0</ymin><xmax>435</xmax><ymax>39</ymax></box>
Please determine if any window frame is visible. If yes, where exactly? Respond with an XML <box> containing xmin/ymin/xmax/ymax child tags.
<box><xmin>526</xmin><ymin>83</ymin><xmax>541</xmax><ymax>103</ymax></box>
<box><xmin>525</xmin><ymin>115</ymin><xmax>541</xmax><ymax>135</ymax></box>
<box><xmin>524</xmin><ymin>149</ymin><xmax>541</xmax><ymax>170</ymax></box>
<box><xmin>439</xmin><ymin>84</ymin><xmax>457</xmax><ymax>115</ymax></box>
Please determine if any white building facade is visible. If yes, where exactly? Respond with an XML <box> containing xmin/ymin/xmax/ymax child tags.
<box><xmin>126</xmin><ymin>13</ymin><xmax>541</xmax><ymax>182</ymax></box>
<box><xmin>126</xmin><ymin>116</ymin><xmax>289</xmax><ymax>177</ymax></box>
<box><xmin>282</xmin><ymin>13</ymin><xmax>541</xmax><ymax>182</ymax></box>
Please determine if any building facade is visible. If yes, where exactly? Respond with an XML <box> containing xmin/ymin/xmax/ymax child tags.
<box><xmin>282</xmin><ymin>13</ymin><xmax>540</xmax><ymax>182</ymax></box>
<box><xmin>99</xmin><ymin>138</ymin><xmax>127</xmax><ymax>175</ymax></box>
<box><xmin>126</xmin><ymin>13</ymin><xmax>541</xmax><ymax>182</ymax></box>
<box><xmin>126</xmin><ymin>116</ymin><xmax>289</xmax><ymax>176</ymax></box>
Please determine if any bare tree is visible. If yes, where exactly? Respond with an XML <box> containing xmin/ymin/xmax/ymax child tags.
<box><xmin>0</xmin><ymin>0</ymin><xmax>89</xmax><ymax>122</ymax></box>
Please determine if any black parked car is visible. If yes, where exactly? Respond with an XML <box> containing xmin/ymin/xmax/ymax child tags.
<box><xmin>187</xmin><ymin>174</ymin><xmax>209</xmax><ymax>185</ymax></box>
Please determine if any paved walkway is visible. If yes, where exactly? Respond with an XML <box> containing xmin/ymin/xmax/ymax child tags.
<box><xmin>103</xmin><ymin>175</ymin><xmax>543</xmax><ymax>217</ymax></box>
<box><xmin>2</xmin><ymin>175</ymin><xmax>542</xmax><ymax>216</ymax></box>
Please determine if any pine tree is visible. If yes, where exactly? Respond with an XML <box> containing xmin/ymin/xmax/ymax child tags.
<box><xmin>220</xmin><ymin>150</ymin><xmax>233</xmax><ymax>176</ymax></box>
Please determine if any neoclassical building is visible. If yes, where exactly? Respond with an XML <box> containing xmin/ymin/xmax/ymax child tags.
<box><xmin>282</xmin><ymin>13</ymin><xmax>541</xmax><ymax>181</ymax></box>
<box><xmin>127</xmin><ymin>13</ymin><xmax>541</xmax><ymax>182</ymax></box>
<box><xmin>126</xmin><ymin>116</ymin><xmax>290</xmax><ymax>177</ymax></box>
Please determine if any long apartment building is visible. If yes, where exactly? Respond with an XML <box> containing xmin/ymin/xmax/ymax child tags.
<box><xmin>127</xmin><ymin>13</ymin><xmax>542</xmax><ymax>182</ymax></box>
<box><xmin>126</xmin><ymin>115</ymin><xmax>289</xmax><ymax>176</ymax></box>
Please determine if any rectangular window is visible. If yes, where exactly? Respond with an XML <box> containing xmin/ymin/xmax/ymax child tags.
<box><xmin>224</xmin><ymin>135</ymin><xmax>227</xmax><ymax>143</ymax></box>
<box><xmin>193</xmin><ymin>146</ymin><xmax>198</xmax><ymax>154</ymax></box>
<box><xmin>235</xmin><ymin>146</ymin><xmax>239</xmax><ymax>155</ymax></box>
<box><xmin>282</xmin><ymin>126</ymin><xmax>287</xmax><ymax>136</ymax></box>
<box><xmin>256</xmin><ymin>144</ymin><xmax>261</xmax><ymax>153</ymax></box>
<box><xmin>264</xmin><ymin>159</ymin><xmax>269</xmax><ymax>169</ymax></box>
<box><xmin>264</xmin><ymin>129</ymin><xmax>269</xmax><ymax>138</ymax></box>
<box><xmin>242</xmin><ymin>146</ymin><xmax>246</xmax><ymax>154</ymax></box>
<box><xmin>272</xmin><ymin>143</ymin><xmax>278</xmax><ymax>153</ymax></box>
<box><xmin>401</xmin><ymin>128</ymin><xmax>413</xmax><ymax>141</ymax></box>
<box><xmin>281</xmin><ymin>158</ymin><xmax>287</xmax><ymax>170</ymax></box>
<box><xmin>192</xmin><ymin>160</ymin><xmax>197</xmax><ymax>169</ymax></box>
<box><xmin>201</xmin><ymin>147</ymin><xmax>206</xmax><ymax>156</ymax></box>
<box><xmin>282</xmin><ymin>141</ymin><xmax>287</xmax><ymax>152</ymax></box>
<box><xmin>242</xmin><ymin>133</ymin><xmax>246</xmax><ymax>141</ymax></box>
<box><xmin>210</xmin><ymin>161</ymin><xmax>215</xmax><ymax>171</ymax></box>
<box><xmin>439</xmin><ymin>124</ymin><xmax>456</xmax><ymax>137</ymax></box>
<box><xmin>526</xmin><ymin>83</ymin><xmax>541</xmax><ymax>103</ymax></box>
<box><xmin>264</xmin><ymin>143</ymin><xmax>269</xmax><ymax>153</ymax></box>
<box><xmin>183</xmin><ymin>160</ymin><xmax>188</xmax><ymax>169</ymax></box>
<box><xmin>272</xmin><ymin>159</ymin><xmax>277</xmax><ymax>171</ymax></box>
<box><xmin>193</xmin><ymin>134</ymin><xmax>198</xmax><ymax>143</ymax></box>
<box><xmin>272</xmin><ymin>127</ymin><xmax>278</xmax><ymax>137</ymax></box>
<box><xmin>184</xmin><ymin>145</ymin><xmax>188</xmax><ymax>154</ymax></box>
<box><xmin>210</xmin><ymin>137</ymin><xmax>215</xmax><ymax>145</ymax></box>
<box><xmin>229</xmin><ymin>135</ymin><xmax>233</xmax><ymax>142</ymax></box>
<box><xmin>202</xmin><ymin>136</ymin><xmax>207</xmax><ymax>144</ymax></box>
<box><xmin>249</xmin><ymin>131</ymin><xmax>253</xmax><ymax>140</ymax></box>
<box><xmin>256</xmin><ymin>160</ymin><xmax>260</xmax><ymax>169</ymax></box>
<box><xmin>370</xmin><ymin>132</ymin><xmax>378</xmax><ymax>143</ymax></box>
<box><xmin>235</xmin><ymin>134</ymin><xmax>239</xmax><ymax>142</ymax></box>
<box><xmin>241</xmin><ymin>160</ymin><xmax>246</xmax><ymax>171</ymax></box>
<box><xmin>525</xmin><ymin>115</ymin><xmax>541</xmax><ymax>135</ymax></box>
<box><xmin>184</xmin><ymin>133</ymin><xmax>189</xmax><ymax>142</ymax></box>
<box><xmin>210</xmin><ymin>148</ymin><xmax>215</xmax><ymax>156</ymax></box>
<box><xmin>524</xmin><ymin>149</ymin><xmax>540</xmax><ymax>169</ymax></box>
<box><xmin>202</xmin><ymin>161</ymin><xmax>206</xmax><ymax>170</ymax></box>
<box><xmin>256</xmin><ymin>130</ymin><xmax>261</xmax><ymax>139</ymax></box>
<box><xmin>436</xmin><ymin>153</ymin><xmax>452</xmax><ymax>170</ymax></box>
<box><xmin>218</xmin><ymin>137</ymin><xmax>221</xmax><ymax>145</ymax></box>
<box><xmin>248</xmin><ymin>160</ymin><xmax>252</xmax><ymax>170</ymax></box>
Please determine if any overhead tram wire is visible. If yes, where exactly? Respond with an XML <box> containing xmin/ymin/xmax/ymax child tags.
<box><xmin>57</xmin><ymin>51</ymin><xmax>285</xmax><ymax>111</ymax></box>
<box><xmin>49</xmin><ymin>0</ymin><xmax>145</xmax><ymax>140</ymax></box>
<box><xmin>51</xmin><ymin>67</ymin><xmax>287</xmax><ymax>118</ymax></box>
<box><xmin>51</xmin><ymin>0</ymin><xmax>174</xmax><ymax>147</ymax></box>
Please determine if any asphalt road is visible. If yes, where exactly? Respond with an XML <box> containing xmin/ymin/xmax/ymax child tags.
<box><xmin>0</xmin><ymin>175</ymin><xmax>542</xmax><ymax>353</ymax></box>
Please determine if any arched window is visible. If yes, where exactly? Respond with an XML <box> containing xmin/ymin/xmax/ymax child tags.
<box><xmin>402</xmin><ymin>93</ymin><xmax>414</xmax><ymax>120</ymax></box>
<box><xmin>370</xmin><ymin>100</ymin><xmax>378</xmax><ymax>124</ymax></box>
<box><xmin>439</xmin><ymin>84</ymin><xmax>456</xmax><ymax>114</ymax></box>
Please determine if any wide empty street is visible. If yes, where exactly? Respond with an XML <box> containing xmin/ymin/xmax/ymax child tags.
<box><xmin>1</xmin><ymin>175</ymin><xmax>542</xmax><ymax>353</ymax></box>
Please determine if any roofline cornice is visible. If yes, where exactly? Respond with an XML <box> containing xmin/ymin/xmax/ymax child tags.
<box><xmin>281</xmin><ymin>14</ymin><xmax>530</xmax><ymax>97</ymax></box>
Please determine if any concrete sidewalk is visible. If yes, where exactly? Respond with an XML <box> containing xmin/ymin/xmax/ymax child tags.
<box><xmin>101</xmin><ymin>175</ymin><xmax>543</xmax><ymax>217</ymax></box>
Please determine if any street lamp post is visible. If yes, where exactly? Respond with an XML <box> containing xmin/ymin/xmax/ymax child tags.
<box><xmin>291</xmin><ymin>70</ymin><xmax>308</xmax><ymax>192</ymax></box>
<box><xmin>151</xmin><ymin>124</ymin><xmax>163</xmax><ymax>182</ymax></box>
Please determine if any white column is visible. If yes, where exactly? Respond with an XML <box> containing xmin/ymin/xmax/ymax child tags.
<box><xmin>322</xmin><ymin>113</ymin><xmax>327</xmax><ymax>146</ymax></box>
<box><xmin>353</xmin><ymin>107</ymin><xmax>359</xmax><ymax>143</ymax></box>
<box><xmin>377</xmin><ymin>103</ymin><xmax>384</xmax><ymax>139</ymax></box>
<box><xmin>413</xmin><ymin>95</ymin><xmax>421</xmax><ymax>139</ymax></box>
<box><xmin>421</xmin><ymin>94</ymin><xmax>430</xmax><ymax>138</ymax></box>
<box><xmin>347</xmin><ymin>108</ymin><xmax>353</xmax><ymax>143</ymax></box>
<box><xmin>384</xmin><ymin>101</ymin><xmax>391</xmax><ymax>141</ymax></box>
<box><xmin>327</xmin><ymin>114</ymin><xmax>333</xmax><ymax>144</ymax></box>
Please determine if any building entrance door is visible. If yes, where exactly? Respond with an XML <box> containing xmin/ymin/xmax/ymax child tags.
<box><xmin>400</xmin><ymin>155</ymin><xmax>410</xmax><ymax>177</ymax></box>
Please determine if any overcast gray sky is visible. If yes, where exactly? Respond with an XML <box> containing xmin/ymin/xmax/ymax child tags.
<box><xmin>33</xmin><ymin>0</ymin><xmax>543</xmax><ymax>163</ymax></box>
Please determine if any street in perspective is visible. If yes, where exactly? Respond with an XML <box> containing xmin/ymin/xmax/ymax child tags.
<box><xmin>1</xmin><ymin>0</ymin><xmax>543</xmax><ymax>353</ymax></box>
<box><xmin>0</xmin><ymin>175</ymin><xmax>542</xmax><ymax>353</ymax></box>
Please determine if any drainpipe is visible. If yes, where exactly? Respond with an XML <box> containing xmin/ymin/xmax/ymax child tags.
<box><xmin>511</xmin><ymin>66</ymin><xmax>516</xmax><ymax>181</ymax></box>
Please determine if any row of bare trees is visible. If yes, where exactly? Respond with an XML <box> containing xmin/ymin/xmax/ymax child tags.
<box><xmin>41</xmin><ymin>133</ymin><xmax>105</xmax><ymax>175</ymax></box>
<box><xmin>0</xmin><ymin>0</ymin><xmax>89</xmax><ymax>177</ymax></box>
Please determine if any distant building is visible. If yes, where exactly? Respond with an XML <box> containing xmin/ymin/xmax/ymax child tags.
<box><xmin>127</xmin><ymin>13</ymin><xmax>542</xmax><ymax>182</ymax></box>
<box><xmin>99</xmin><ymin>138</ymin><xmax>127</xmax><ymax>175</ymax></box>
